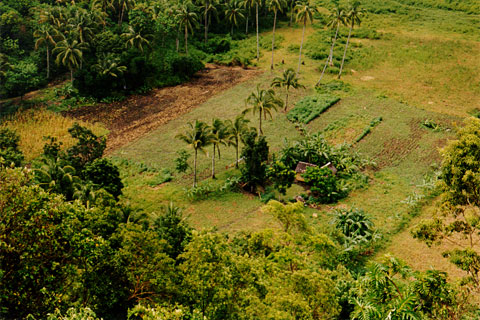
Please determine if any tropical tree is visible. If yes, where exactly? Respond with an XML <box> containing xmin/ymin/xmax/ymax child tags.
<box><xmin>92</xmin><ymin>0</ymin><xmax>115</xmax><ymax>27</ymax></box>
<box><xmin>295</xmin><ymin>1</ymin><xmax>316</xmax><ymax>75</ymax></box>
<box><xmin>209</xmin><ymin>119</ymin><xmax>230</xmax><ymax>179</ymax></box>
<box><xmin>0</xmin><ymin>53</ymin><xmax>13</xmax><ymax>81</ymax></box>
<box><xmin>225</xmin><ymin>115</ymin><xmax>250</xmax><ymax>168</ymax></box>
<box><xmin>268</xmin><ymin>0</ymin><xmax>286</xmax><ymax>70</ymax></box>
<box><xmin>243</xmin><ymin>0</ymin><xmax>252</xmax><ymax>34</ymax></box>
<box><xmin>67</xmin><ymin>8</ymin><xmax>97</xmax><ymax>44</ymax></box>
<box><xmin>34</xmin><ymin>25</ymin><xmax>59</xmax><ymax>79</ymax></box>
<box><xmin>254</xmin><ymin>0</ymin><xmax>261</xmax><ymax>62</ymax></box>
<box><xmin>200</xmin><ymin>0</ymin><xmax>218</xmax><ymax>43</ymax></box>
<box><xmin>176</xmin><ymin>120</ymin><xmax>213</xmax><ymax>187</ymax></box>
<box><xmin>122</xmin><ymin>25</ymin><xmax>152</xmax><ymax>53</ymax></box>
<box><xmin>243</xmin><ymin>85</ymin><xmax>283</xmax><ymax>134</ymax></box>
<box><xmin>317</xmin><ymin>6</ymin><xmax>346</xmax><ymax>85</ymax></box>
<box><xmin>93</xmin><ymin>54</ymin><xmax>127</xmax><ymax>78</ymax></box>
<box><xmin>34</xmin><ymin>157</ymin><xmax>81</xmax><ymax>200</ymax></box>
<box><xmin>53</xmin><ymin>38</ymin><xmax>86</xmax><ymax>82</ymax></box>
<box><xmin>338</xmin><ymin>1</ymin><xmax>364</xmax><ymax>79</ymax></box>
<box><xmin>117</xmin><ymin>0</ymin><xmax>136</xmax><ymax>26</ymax></box>
<box><xmin>271</xmin><ymin>68</ymin><xmax>305</xmax><ymax>111</ymax></box>
<box><xmin>224</xmin><ymin>0</ymin><xmax>245</xmax><ymax>35</ymax></box>
<box><xmin>175</xmin><ymin>2</ymin><xmax>199</xmax><ymax>55</ymax></box>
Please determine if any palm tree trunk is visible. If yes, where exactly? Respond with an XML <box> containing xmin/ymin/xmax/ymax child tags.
<box><xmin>259</xmin><ymin>112</ymin><xmax>263</xmax><ymax>135</ymax></box>
<box><xmin>256</xmin><ymin>3</ymin><xmax>259</xmax><ymax>62</ymax></box>
<box><xmin>212</xmin><ymin>145</ymin><xmax>216</xmax><ymax>179</ymax></box>
<box><xmin>235</xmin><ymin>138</ymin><xmax>239</xmax><ymax>169</ymax></box>
<box><xmin>284</xmin><ymin>88</ymin><xmax>289</xmax><ymax>111</ymax></box>
<box><xmin>119</xmin><ymin>0</ymin><xmax>125</xmax><ymax>26</ymax></box>
<box><xmin>296</xmin><ymin>19</ymin><xmax>306</xmax><ymax>75</ymax></box>
<box><xmin>317</xmin><ymin>25</ymin><xmax>340</xmax><ymax>85</ymax></box>
<box><xmin>338</xmin><ymin>25</ymin><xmax>352</xmax><ymax>79</ymax></box>
<box><xmin>328</xmin><ymin>25</ymin><xmax>340</xmax><ymax>65</ymax></box>
<box><xmin>246</xmin><ymin>15</ymin><xmax>249</xmax><ymax>34</ymax></box>
<box><xmin>70</xmin><ymin>69</ymin><xmax>73</xmax><ymax>82</ymax></box>
<box><xmin>289</xmin><ymin>1</ymin><xmax>294</xmax><ymax>27</ymax></box>
<box><xmin>270</xmin><ymin>10</ymin><xmax>277</xmax><ymax>71</ymax></box>
<box><xmin>204</xmin><ymin>2</ymin><xmax>208</xmax><ymax>44</ymax></box>
<box><xmin>46</xmin><ymin>46</ymin><xmax>50</xmax><ymax>79</ymax></box>
<box><xmin>176</xmin><ymin>30</ymin><xmax>180</xmax><ymax>52</ymax></box>
<box><xmin>193</xmin><ymin>149</ymin><xmax>197</xmax><ymax>187</ymax></box>
<box><xmin>185</xmin><ymin>26</ymin><xmax>188</xmax><ymax>55</ymax></box>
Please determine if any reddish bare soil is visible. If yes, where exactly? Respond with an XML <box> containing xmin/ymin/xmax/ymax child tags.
<box><xmin>64</xmin><ymin>64</ymin><xmax>262</xmax><ymax>153</ymax></box>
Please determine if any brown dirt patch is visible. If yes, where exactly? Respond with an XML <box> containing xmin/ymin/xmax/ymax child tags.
<box><xmin>63</xmin><ymin>64</ymin><xmax>262</xmax><ymax>153</ymax></box>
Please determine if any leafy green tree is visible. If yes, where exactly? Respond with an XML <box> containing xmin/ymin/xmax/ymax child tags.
<box><xmin>117</xmin><ymin>0</ymin><xmax>136</xmax><ymax>26</ymax></box>
<box><xmin>93</xmin><ymin>53</ymin><xmax>127</xmax><ymax>78</ymax></box>
<box><xmin>34</xmin><ymin>25</ymin><xmax>59</xmax><ymax>79</ymax></box>
<box><xmin>67</xmin><ymin>8</ymin><xmax>98</xmax><ymax>44</ymax></box>
<box><xmin>0</xmin><ymin>128</ymin><xmax>24</xmax><ymax>167</ymax></box>
<box><xmin>317</xmin><ymin>6</ymin><xmax>346</xmax><ymax>85</ymax></box>
<box><xmin>175</xmin><ymin>2</ymin><xmax>199</xmax><ymax>55</ymax></box>
<box><xmin>83</xmin><ymin>158</ymin><xmax>124</xmax><ymax>200</ymax></box>
<box><xmin>34</xmin><ymin>157</ymin><xmax>80</xmax><ymax>200</ymax></box>
<box><xmin>295</xmin><ymin>0</ymin><xmax>316</xmax><ymax>75</ymax></box>
<box><xmin>122</xmin><ymin>25</ymin><xmax>152</xmax><ymax>53</ymax></box>
<box><xmin>209</xmin><ymin>118</ymin><xmax>230</xmax><ymax>179</ymax></box>
<box><xmin>53</xmin><ymin>38</ymin><xmax>87</xmax><ymax>82</ymax></box>
<box><xmin>92</xmin><ymin>0</ymin><xmax>115</xmax><ymax>26</ymax></box>
<box><xmin>302</xmin><ymin>166</ymin><xmax>345</xmax><ymax>203</ymax></box>
<box><xmin>225</xmin><ymin>115</ymin><xmax>250</xmax><ymax>168</ymax></box>
<box><xmin>224</xmin><ymin>0</ymin><xmax>245</xmax><ymax>35</ymax></box>
<box><xmin>0</xmin><ymin>53</ymin><xmax>13</xmax><ymax>81</ymax></box>
<box><xmin>175</xmin><ymin>149</ymin><xmax>191</xmax><ymax>173</ymax></box>
<box><xmin>243</xmin><ymin>85</ymin><xmax>283</xmax><ymax>134</ymax></box>
<box><xmin>262</xmin><ymin>200</ymin><xmax>307</xmax><ymax>233</ymax></box>
<box><xmin>200</xmin><ymin>0</ymin><xmax>218</xmax><ymax>43</ymax></box>
<box><xmin>64</xmin><ymin>123</ymin><xmax>106</xmax><ymax>172</ymax></box>
<box><xmin>240</xmin><ymin>129</ymin><xmax>269</xmax><ymax>191</ymax></box>
<box><xmin>338</xmin><ymin>1</ymin><xmax>364</xmax><ymax>79</ymax></box>
<box><xmin>266</xmin><ymin>160</ymin><xmax>295</xmax><ymax>195</ymax></box>
<box><xmin>2</xmin><ymin>60</ymin><xmax>43</xmax><ymax>99</ymax></box>
<box><xmin>267</xmin><ymin>0</ymin><xmax>286</xmax><ymax>70</ymax></box>
<box><xmin>176</xmin><ymin>120</ymin><xmax>213</xmax><ymax>187</ymax></box>
<box><xmin>271</xmin><ymin>67</ymin><xmax>305</xmax><ymax>111</ymax></box>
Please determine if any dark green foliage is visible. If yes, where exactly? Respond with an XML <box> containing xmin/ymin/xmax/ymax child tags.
<box><xmin>333</xmin><ymin>207</ymin><xmax>377</xmax><ymax>244</ymax></box>
<box><xmin>169</xmin><ymin>54</ymin><xmax>205</xmax><ymax>80</ymax></box>
<box><xmin>287</xmin><ymin>94</ymin><xmax>340</xmax><ymax>124</ymax></box>
<box><xmin>280</xmin><ymin>133</ymin><xmax>333</xmax><ymax>169</ymax></box>
<box><xmin>175</xmin><ymin>149</ymin><xmax>190</xmax><ymax>173</ymax></box>
<box><xmin>355</xmin><ymin>116</ymin><xmax>383</xmax><ymax>143</ymax></box>
<box><xmin>65</xmin><ymin>123</ymin><xmax>106</xmax><ymax>172</ymax></box>
<box><xmin>42</xmin><ymin>136</ymin><xmax>63</xmax><ymax>159</ymax></box>
<box><xmin>266</xmin><ymin>160</ymin><xmax>296</xmax><ymax>195</ymax></box>
<box><xmin>240</xmin><ymin>130</ymin><xmax>269</xmax><ymax>192</ymax></box>
<box><xmin>84</xmin><ymin>158</ymin><xmax>124</xmax><ymax>200</ymax></box>
<box><xmin>315</xmin><ymin>79</ymin><xmax>352</xmax><ymax>94</ymax></box>
<box><xmin>34</xmin><ymin>157</ymin><xmax>80</xmax><ymax>201</ymax></box>
<box><xmin>1</xmin><ymin>60</ymin><xmax>44</xmax><ymax>98</ymax></box>
<box><xmin>302</xmin><ymin>166</ymin><xmax>346</xmax><ymax>203</ymax></box>
<box><xmin>0</xmin><ymin>128</ymin><xmax>24</xmax><ymax>167</ymax></box>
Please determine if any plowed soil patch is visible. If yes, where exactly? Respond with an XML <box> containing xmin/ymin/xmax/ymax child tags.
<box><xmin>64</xmin><ymin>64</ymin><xmax>261</xmax><ymax>153</ymax></box>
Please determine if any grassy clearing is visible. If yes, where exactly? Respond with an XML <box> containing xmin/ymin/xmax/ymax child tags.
<box><xmin>0</xmin><ymin>109</ymin><xmax>107</xmax><ymax>161</ymax></box>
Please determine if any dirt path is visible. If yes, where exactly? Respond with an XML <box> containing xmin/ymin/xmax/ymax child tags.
<box><xmin>64</xmin><ymin>64</ymin><xmax>262</xmax><ymax>153</ymax></box>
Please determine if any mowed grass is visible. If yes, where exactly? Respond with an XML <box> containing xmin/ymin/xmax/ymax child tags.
<box><xmin>1</xmin><ymin>109</ymin><xmax>107</xmax><ymax>161</ymax></box>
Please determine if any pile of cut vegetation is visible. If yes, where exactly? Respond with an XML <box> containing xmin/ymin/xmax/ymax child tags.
<box><xmin>287</xmin><ymin>94</ymin><xmax>340</xmax><ymax>124</ymax></box>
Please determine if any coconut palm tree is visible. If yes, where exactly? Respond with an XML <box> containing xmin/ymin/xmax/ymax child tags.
<box><xmin>225</xmin><ymin>115</ymin><xmax>250</xmax><ymax>168</ymax></box>
<box><xmin>200</xmin><ymin>0</ymin><xmax>218</xmax><ymax>43</ymax></box>
<box><xmin>338</xmin><ymin>1</ymin><xmax>364</xmax><ymax>79</ymax></box>
<box><xmin>316</xmin><ymin>6</ymin><xmax>346</xmax><ymax>85</ymax></box>
<box><xmin>53</xmin><ymin>38</ymin><xmax>86</xmax><ymax>82</ymax></box>
<box><xmin>67</xmin><ymin>8</ymin><xmax>97</xmax><ymax>44</ymax></box>
<box><xmin>34</xmin><ymin>157</ymin><xmax>81</xmax><ymax>201</ymax></box>
<box><xmin>295</xmin><ymin>1</ymin><xmax>315</xmax><ymax>75</ymax></box>
<box><xmin>176</xmin><ymin>120</ymin><xmax>213</xmax><ymax>187</ymax></box>
<box><xmin>122</xmin><ymin>25</ymin><xmax>152</xmax><ymax>53</ymax></box>
<box><xmin>271</xmin><ymin>68</ymin><xmax>305</xmax><ymax>111</ymax></box>
<box><xmin>254</xmin><ymin>0</ymin><xmax>261</xmax><ymax>62</ymax></box>
<box><xmin>93</xmin><ymin>54</ymin><xmax>127</xmax><ymax>77</ymax></box>
<box><xmin>243</xmin><ymin>85</ymin><xmax>283</xmax><ymax>134</ymax></box>
<box><xmin>175</xmin><ymin>2</ymin><xmax>199</xmax><ymax>55</ymax></box>
<box><xmin>225</xmin><ymin>0</ymin><xmax>245</xmax><ymax>35</ymax></box>
<box><xmin>34</xmin><ymin>25</ymin><xmax>59</xmax><ymax>79</ymax></box>
<box><xmin>243</xmin><ymin>0</ymin><xmax>253</xmax><ymax>34</ymax></box>
<box><xmin>210</xmin><ymin>119</ymin><xmax>230</xmax><ymax>179</ymax></box>
<box><xmin>117</xmin><ymin>0</ymin><xmax>136</xmax><ymax>26</ymax></box>
<box><xmin>268</xmin><ymin>0</ymin><xmax>286</xmax><ymax>70</ymax></box>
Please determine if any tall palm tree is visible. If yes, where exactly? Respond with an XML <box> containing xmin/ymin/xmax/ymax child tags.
<box><xmin>268</xmin><ymin>0</ymin><xmax>286</xmax><ymax>70</ymax></box>
<box><xmin>122</xmin><ymin>25</ymin><xmax>152</xmax><ymax>53</ymax></box>
<box><xmin>317</xmin><ymin>6</ymin><xmax>346</xmax><ymax>85</ymax></box>
<box><xmin>243</xmin><ymin>0</ymin><xmax>253</xmax><ymax>34</ymax></box>
<box><xmin>175</xmin><ymin>2</ymin><xmax>199</xmax><ymax>55</ymax></box>
<box><xmin>34</xmin><ymin>25</ymin><xmax>59</xmax><ymax>79</ymax></box>
<box><xmin>338</xmin><ymin>1</ymin><xmax>364</xmax><ymax>79</ymax></box>
<box><xmin>225</xmin><ymin>115</ymin><xmax>250</xmax><ymax>168</ymax></box>
<box><xmin>271</xmin><ymin>68</ymin><xmax>305</xmax><ymax>111</ymax></box>
<box><xmin>53</xmin><ymin>38</ymin><xmax>86</xmax><ymax>82</ymax></box>
<box><xmin>210</xmin><ymin>119</ymin><xmax>230</xmax><ymax>179</ymax></box>
<box><xmin>254</xmin><ymin>0</ymin><xmax>261</xmax><ymax>62</ymax></box>
<box><xmin>93</xmin><ymin>54</ymin><xmax>127</xmax><ymax>77</ymax></box>
<box><xmin>176</xmin><ymin>120</ymin><xmax>213</xmax><ymax>187</ymax></box>
<box><xmin>201</xmin><ymin>0</ymin><xmax>218</xmax><ymax>43</ymax></box>
<box><xmin>92</xmin><ymin>0</ymin><xmax>115</xmax><ymax>27</ymax></box>
<box><xmin>117</xmin><ymin>0</ymin><xmax>136</xmax><ymax>26</ymax></box>
<box><xmin>67</xmin><ymin>8</ymin><xmax>97</xmax><ymax>44</ymax></box>
<box><xmin>243</xmin><ymin>85</ymin><xmax>283</xmax><ymax>134</ymax></box>
<box><xmin>225</xmin><ymin>0</ymin><xmax>245</xmax><ymax>35</ymax></box>
<box><xmin>295</xmin><ymin>1</ymin><xmax>315</xmax><ymax>75</ymax></box>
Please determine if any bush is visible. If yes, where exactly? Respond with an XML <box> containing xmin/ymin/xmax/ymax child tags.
<box><xmin>175</xmin><ymin>149</ymin><xmax>190</xmax><ymax>173</ymax></box>
<box><xmin>1</xmin><ymin>60</ymin><xmax>44</xmax><ymax>98</ymax></box>
<box><xmin>266</xmin><ymin>160</ymin><xmax>296</xmax><ymax>195</ymax></box>
<box><xmin>240</xmin><ymin>131</ymin><xmax>269</xmax><ymax>192</ymax></box>
<box><xmin>0</xmin><ymin>128</ymin><xmax>24</xmax><ymax>167</ymax></box>
<box><xmin>168</xmin><ymin>54</ymin><xmax>204</xmax><ymax>80</ymax></box>
<box><xmin>287</xmin><ymin>94</ymin><xmax>340</xmax><ymax>124</ymax></box>
<box><xmin>83</xmin><ymin>158</ymin><xmax>124</xmax><ymax>200</ymax></box>
<box><xmin>315</xmin><ymin>80</ymin><xmax>352</xmax><ymax>94</ymax></box>
<box><xmin>65</xmin><ymin>123</ymin><xmax>106</xmax><ymax>172</ymax></box>
<box><xmin>302</xmin><ymin>166</ymin><xmax>346</xmax><ymax>204</ymax></box>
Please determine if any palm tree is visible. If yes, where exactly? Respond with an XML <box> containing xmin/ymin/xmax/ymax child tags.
<box><xmin>254</xmin><ymin>0</ymin><xmax>261</xmax><ymax>62</ymax></box>
<box><xmin>295</xmin><ymin>1</ymin><xmax>315</xmax><ymax>75</ymax></box>
<box><xmin>73</xmin><ymin>182</ymin><xmax>98</xmax><ymax>209</ymax></box>
<box><xmin>210</xmin><ymin>119</ymin><xmax>230</xmax><ymax>179</ymax></box>
<box><xmin>175</xmin><ymin>3</ymin><xmax>199</xmax><ymax>55</ymax></box>
<box><xmin>243</xmin><ymin>85</ymin><xmax>283</xmax><ymax>134</ymax></box>
<box><xmin>243</xmin><ymin>0</ymin><xmax>253</xmax><ymax>34</ymax></box>
<box><xmin>34</xmin><ymin>157</ymin><xmax>80</xmax><ymax>201</ymax></box>
<box><xmin>338</xmin><ymin>1</ymin><xmax>364</xmax><ymax>79</ymax></box>
<box><xmin>225</xmin><ymin>0</ymin><xmax>245</xmax><ymax>35</ymax></box>
<box><xmin>117</xmin><ymin>0</ymin><xmax>136</xmax><ymax>26</ymax></box>
<box><xmin>92</xmin><ymin>0</ymin><xmax>115</xmax><ymax>27</ymax></box>
<box><xmin>176</xmin><ymin>120</ymin><xmax>213</xmax><ymax>187</ymax></box>
<box><xmin>225</xmin><ymin>115</ymin><xmax>250</xmax><ymax>168</ymax></box>
<box><xmin>67</xmin><ymin>8</ymin><xmax>97</xmax><ymax>44</ymax></box>
<box><xmin>53</xmin><ymin>38</ymin><xmax>86</xmax><ymax>82</ymax></box>
<box><xmin>122</xmin><ymin>25</ymin><xmax>152</xmax><ymax>53</ymax></box>
<box><xmin>316</xmin><ymin>6</ymin><xmax>346</xmax><ymax>85</ymax></box>
<box><xmin>271</xmin><ymin>68</ymin><xmax>305</xmax><ymax>111</ymax></box>
<box><xmin>34</xmin><ymin>25</ymin><xmax>59</xmax><ymax>79</ymax></box>
<box><xmin>93</xmin><ymin>54</ymin><xmax>127</xmax><ymax>77</ymax></box>
<box><xmin>268</xmin><ymin>0</ymin><xmax>286</xmax><ymax>70</ymax></box>
<box><xmin>201</xmin><ymin>0</ymin><xmax>218</xmax><ymax>43</ymax></box>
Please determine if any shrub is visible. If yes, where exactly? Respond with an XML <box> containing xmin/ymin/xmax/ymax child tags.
<box><xmin>168</xmin><ymin>54</ymin><xmax>204</xmax><ymax>80</ymax></box>
<box><xmin>65</xmin><ymin>123</ymin><xmax>106</xmax><ymax>172</ymax></box>
<box><xmin>146</xmin><ymin>168</ymin><xmax>173</xmax><ymax>187</ymax></box>
<box><xmin>1</xmin><ymin>60</ymin><xmax>44</xmax><ymax>98</ymax></box>
<box><xmin>240</xmin><ymin>131</ymin><xmax>269</xmax><ymax>192</ymax></box>
<box><xmin>175</xmin><ymin>150</ymin><xmax>190</xmax><ymax>173</ymax></box>
<box><xmin>302</xmin><ymin>166</ymin><xmax>346</xmax><ymax>204</ymax></box>
<box><xmin>266</xmin><ymin>160</ymin><xmax>296</xmax><ymax>195</ymax></box>
<box><xmin>83</xmin><ymin>158</ymin><xmax>124</xmax><ymax>200</ymax></box>
<box><xmin>287</xmin><ymin>94</ymin><xmax>340</xmax><ymax>124</ymax></box>
<box><xmin>0</xmin><ymin>128</ymin><xmax>24</xmax><ymax>167</ymax></box>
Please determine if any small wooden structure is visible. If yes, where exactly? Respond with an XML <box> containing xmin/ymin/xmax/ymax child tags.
<box><xmin>294</xmin><ymin>161</ymin><xmax>337</xmax><ymax>182</ymax></box>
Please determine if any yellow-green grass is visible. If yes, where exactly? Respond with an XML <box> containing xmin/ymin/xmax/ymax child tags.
<box><xmin>1</xmin><ymin>109</ymin><xmax>108</xmax><ymax>161</ymax></box>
